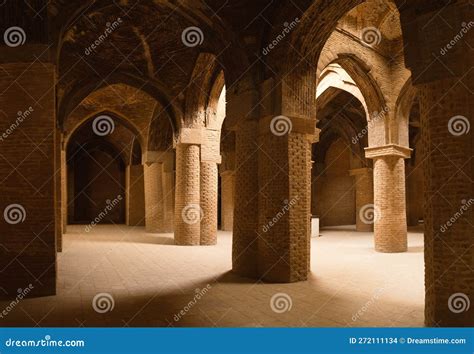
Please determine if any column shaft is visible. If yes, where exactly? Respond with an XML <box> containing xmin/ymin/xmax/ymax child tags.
<box><xmin>220</xmin><ymin>170</ymin><xmax>235</xmax><ymax>231</ymax></box>
<box><xmin>350</xmin><ymin>168</ymin><xmax>374</xmax><ymax>232</ymax></box>
<box><xmin>144</xmin><ymin>162</ymin><xmax>164</xmax><ymax>232</ymax></box>
<box><xmin>373</xmin><ymin>155</ymin><xmax>408</xmax><ymax>252</ymax></box>
<box><xmin>232</xmin><ymin>123</ymin><xmax>259</xmax><ymax>277</ymax></box>
<box><xmin>419</xmin><ymin>77</ymin><xmax>473</xmax><ymax>326</ymax></box>
<box><xmin>200</xmin><ymin>161</ymin><xmax>218</xmax><ymax>245</ymax></box>
<box><xmin>126</xmin><ymin>164</ymin><xmax>145</xmax><ymax>226</ymax></box>
<box><xmin>174</xmin><ymin>144</ymin><xmax>200</xmax><ymax>245</ymax></box>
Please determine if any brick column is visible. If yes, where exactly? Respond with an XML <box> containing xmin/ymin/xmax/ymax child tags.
<box><xmin>125</xmin><ymin>164</ymin><xmax>145</xmax><ymax>226</ymax></box>
<box><xmin>61</xmin><ymin>149</ymin><xmax>67</xmax><ymax>235</ymax></box>
<box><xmin>161</xmin><ymin>163</ymin><xmax>175</xmax><ymax>232</ymax></box>
<box><xmin>349</xmin><ymin>168</ymin><xmax>374</xmax><ymax>232</ymax></box>
<box><xmin>257</xmin><ymin>115</ymin><xmax>313</xmax><ymax>282</ymax></box>
<box><xmin>54</xmin><ymin>129</ymin><xmax>62</xmax><ymax>252</ymax></box>
<box><xmin>232</xmin><ymin>122</ymin><xmax>259</xmax><ymax>277</ymax></box>
<box><xmin>0</xmin><ymin>60</ymin><xmax>57</xmax><ymax>296</ymax></box>
<box><xmin>365</xmin><ymin>145</ymin><xmax>411</xmax><ymax>252</ymax></box>
<box><xmin>174</xmin><ymin>143</ymin><xmax>201</xmax><ymax>245</ymax></box>
<box><xmin>144</xmin><ymin>162</ymin><xmax>164</xmax><ymax>232</ymax></box>
<box><xmin>200</xmin><ymin>161</ymin><xmax>218</xmax><ymax>245</ymax></box>
<box><xmin>220</xmin><ymin>170</ymin><xmax>234</xmax><ymax>231</ymax></box>
<box><xmin>418</xmin><ymin>77</ymin><xmax>473</xmax><ymax>326</ymax></box>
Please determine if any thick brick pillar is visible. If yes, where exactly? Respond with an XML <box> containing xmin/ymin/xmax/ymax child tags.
<box><xmin>200</xmin><ymin>161</ymin><xmax>218</xmax><ymax>245</ymax></box>
<box><xmin>144</xmin><ymin>162</ymin><xmax>164</xmax><ymax>232</ymax></box>
<box><xmin>61</xmin><ymin>149</ymin><xmax>67</xmax><ymax>235</ymax></box>
<box><xmin>418</xmin><ymin>77</ymin><xmax>473</xmax><ymax>326</ymax></box>
<box><xmin>126</xmin><ymin>164</ymin><xmax>145</xmax><ymax>226</ymax></box>
<box><xmin>232</xmin><ymin>122</ymin><xmax>259</xmax><ymax>277</ymax></box>
<box><xmin>0</xmin><ymin>61</ymin><xmax>57</xmax><ymax>296</ymax></box>
<box><xmin>161</xmin><ymin>165</ymin><xmax>175</xmax><ymax>233</ymax></box>
<box><xmin>220</xmin><ymin>170</ymin><xmax>234</xmax><ymax>231</ymax></box>
<box><xmin>366</xmin><ymin>145</ymin><xmax>411</xmax><ymax>252</ymax></box>
<box><xmin>349</xmin><ymin>168</ymin><xmax>374</xmax><ymax>232</ymax></box>
<box><xmin>257</xmin><ymin>116</ymin><xmax>313</xmax><ymax>282</ymax></box>
<box><xmin>54</xmin><ymin>129</ymin><xmax>62</xmax><ymax>252</ymax></box>
<box><xmin>174</xmin><ymin>143</ymin><xmax>200</xmax><ymax>245</ymax></box>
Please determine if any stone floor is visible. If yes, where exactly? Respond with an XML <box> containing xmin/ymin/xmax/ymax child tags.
<box><xmin>0</xmin><ymin>225</ymin><xmax>425</xmax><ymax>327</ymax></box>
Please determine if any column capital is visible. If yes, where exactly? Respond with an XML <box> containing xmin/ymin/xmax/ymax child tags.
<box><xmin>365</xmin><ymin>144</ymin><xmax>412</xmax><ymax>159</ymax></box>
<box><xmin>143</xmin><ymin>150</ymin><xmax>173</xmax><ymax>164</ymax></box>
<box><xmin>349</xmin><ymin>167</ymin><xmax>373</xmax><ymax>176</ymax></box>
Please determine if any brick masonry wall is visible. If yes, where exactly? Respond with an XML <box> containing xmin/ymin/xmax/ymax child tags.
<box><xmin>419</xmin><ymin>77</ymin><xmax>473</xmax><ymax>326</ymax></box>
<box><xmin>313</xmin><ymin>139</ymin><xmax>356</xmax><ymax>227</ymax></box>
<box><xmin>0</xmin><ymin>63</ymin><xmax>56</xmax><ymax>296</ymax></box>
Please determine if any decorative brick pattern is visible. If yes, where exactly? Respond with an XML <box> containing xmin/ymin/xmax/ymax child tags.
<box><xmin>144</xmin><ymin>162</ymin><xmax>164</xmax><ymax>232</ymax></box>
<box><xmin>220</xmin><ymin>171</ymin><xmax>234</xmax><ymax>231</ymax></box>
<box><xmin>174</xmin><ymin>144</ymin><xmax>200</xmax><ymax>245</ymax></box>
<box><xmin>200</xmin><ymin>162</ymin><xmax>218</xmax><ymax>245</ymax></box>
